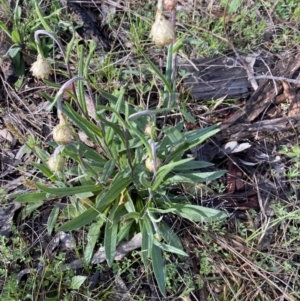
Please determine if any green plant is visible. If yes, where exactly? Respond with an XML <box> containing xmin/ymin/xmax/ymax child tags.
<box><xmin>279</xmin><ymin>145</ymin><xmax>300</xmax><ymax>178</ymax></box>
<box><xmin>275</xmin><ymin>0</ymin><xmax>299</xmax><ymax>20</ymax></box>
<box><xmin>15</xmin><ymin>30</ymin><xmax>227</xmax><ymax>298</ymax></box>
<box><xmin>0</xmin><ymin>0</ymin><xmax>60</xmax><ymax>78</ymax></box>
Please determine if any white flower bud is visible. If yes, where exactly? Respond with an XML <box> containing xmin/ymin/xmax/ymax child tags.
<box><xmin>30</xmin><ymin>54</ymin><xmax>52</xmax><ymax>80</ymax></box>
<box><xmin>150</xmin><ymin>12</ymin><xmax>175</xmax><ymax>47</ymax></box>
<box><xmin>52</xmin><ymin>114</ymin><xmax>74</xmax><ymax>144</ymax></box>
<box><xmin>145</xmin><ymin>157</ymin><xmax>162</xmax><ymax>173</ymax></box>
<box><xmin>48</xmin><ymin>154</ymin><xmax>66</xmax><ymax>172</ymax></box>
<box><xmin>144</xmin><ymin>123</ymin><xmax>157</xmax><ymax>137</ymax></box>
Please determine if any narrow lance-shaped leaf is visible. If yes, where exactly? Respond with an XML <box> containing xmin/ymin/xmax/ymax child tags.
<box><xmin>47</xmin><ymin>206</ymin><xmax>60</xmax><ymax>235</ymax></box>
<box><xmin>84</xmin><ymin>219</ymin><xmax>103</xmax><ymax>264</ymax></box>
<box><xmin>152</xmin><ymin>157</ymin><xmax>193</xmax><ymax>191</ymax></box>
<box><xmin>140</xmin><ymin>50</ymin><xmax>172</xmax><ymax>93</ymax></box>
<box><xmin>100</xmin><ymin>159</ymin><xmax>116</xmax><ymax>183</ymax></box>
<box><xmin>153</xmin><ymin>239</ymin><xmax>188</xmax><ymax>257</ymax></box>
<box><xmin>15</xmin><ymin>192</ymin><xmax>48</xmax><ymax>203</ymax></box>
<box><xmin>104</xmin><ymin>217</ymin><xmax>118</xmax><ymax>267</ymax></box>
<box><xmin>152</xmin><ymin>244</ymin><xmax>166</xmax><ymax>296</ymax></box>
<box><xmin>36</xmin><ymin>183</ymin><xmax>102</xmax><ymax>197</ymax></box>
<box><xmin>171</xmin><ymin>203</ymin><xmax>228</xmax><ymax>222</ymax></box>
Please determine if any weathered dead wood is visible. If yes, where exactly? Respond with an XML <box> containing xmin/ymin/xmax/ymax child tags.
<box><xmin>181</xmin><ymin>54</ymin><xmax>273</xmax><ymax>101</ymax></box>
<box><xmin>222</xmin><ymin>52</ymin><xmax>300</xmax><ymax>130</ymax></box>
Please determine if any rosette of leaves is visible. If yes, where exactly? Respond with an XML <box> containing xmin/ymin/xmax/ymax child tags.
<box><xmin>15</xmin><ymin>51</ymin><xmax>227</xmax><ymax>297</ymax></box>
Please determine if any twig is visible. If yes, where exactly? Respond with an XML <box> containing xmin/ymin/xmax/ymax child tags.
<box><xmin>249</xmin><ymin>75</ymin><xmax>300</xmax><ymax>85</ymax></box>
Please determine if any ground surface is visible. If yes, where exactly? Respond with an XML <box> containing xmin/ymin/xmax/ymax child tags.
<box><xmin>1</xmin><ymin>1</ymin><xmax>300</xmax><ymax>300</ymax></box>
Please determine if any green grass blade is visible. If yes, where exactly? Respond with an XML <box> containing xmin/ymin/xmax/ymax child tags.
<box><xmin>84</xmin><ymin>40</ymin><xmax>97</xmax><ymax>79</ymax></box>
<box><xmin>77</xmin><ymin>44</ymin><xmax>87</xmax><ymax>114</ymax></box>
<box><xmin>0</xmin><ymin>20</ymin><xmax>12</xmax><ymax>39</ymax></box>
<box><xmin>33</xmin><ymin>0</ymin><xmax>51</xmax><ymax>31</ymax></box>
<box><xmin>140</xmin><ymin>51</ymin><xmax>172</xmax><ymax>93</ymax></box>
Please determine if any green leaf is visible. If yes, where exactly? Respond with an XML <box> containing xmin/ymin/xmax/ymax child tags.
<box><xmin>59</xmin><ymin>176</ymin><xmax>131</xmax><ymax>231</ymax></box>
<box><xmin>32</xmin><ymin>162</ymin><xmax>58</xmax><ymax>181</ymax></box>
<box><xmin>164</xmin><ymin>124</ymin><xmax>184</xmax><ymax>143</ymax></box>
<box><xmin>172</xmin><ymin>35</ymin><xmax>185</xmax><ymax>53</ymax></box>
<box><xmin>58</xmin><ymin>206</ymin><xmax>102</xmax><ymax>231</ymax></box>
<box><xmin>77</xmin><ymin>45</ymin><xmax>86</xmax><ymax>114</ymax></box>
<box><xmin>99</xmin><ymin>89</ymin><xmax>118</xmax><ymax>103</ymax></box>
<box><xmin>140</xmin><ymin>217</ymin><xmax>154</xmax><ymax>268</ymax></box>
<box><xmin>64</xmin><ymin>104</ymin><xmax>103</xmax><ymax>141</ymax></box>
<box><xmin>97</xmin><ymin>105</ymin><xmax>128</xmax><ymax>129</ymax></box>
<box><xmin>15</xmin><ymin>192</ymin><xmax>48</xmax><ymax>203</ymax></box>
<box><xmin>152</xmin><ymin>158</ymin><xmax>194</xmax><ymax>191</ymax></box>
<box><xmin>47</xmin><ymin>207</ymin><xmax>59</xmax><ymax>235</ymax></box>
<box><xmin>85</xmin><ymin>40</ymin><xmax>97</xmax><ymax>79</ymax></box>
<box><xmin>104</xmin><ymin>215</ymin><xmax>118</xmax><ymax>267</ymax></box>
<box><xmin>158</xmin><ymin>222</ymin><xmax>185</xmax><ymax>254</ymax></box>
<box><xmin>172</xmin><ymin>161</ymin><xmax>213</xmax><ymax>171</ymax></box>
<box><xmin>97</xmin><ymin>114</ymin><xmax>126</xmax><ymax>146</ymax></box>
<box><xmin>96</xmin><ymin>177</ymin><xmax>131</xmax><ymax>208</ymax></box>
<box><xmin>140</xmin><ymin>51</ymin><xmax>172</xmax><ymax>93</ymax></box>
<box><xmin>84</xmin><ymin>219</ymin><xmax>103</xmax><ymax>264</ymax></box>
<box><xmin>33</xmin><ymin>0</ymin><xmax>52</xmax><ymax>31</ymax></box>
<box><xmin>152</xmin><ymin>244</ymin><xmax>166</xmax><ymax>296</ymax></box>
<box><xmin>166</xmin><ymin>43</ymin><xmax>173</xmax><ymax>84</ymax></box>
<box><xmin>122</xmin><ymin>212</ymin><xmax>140</xmax><ymax>220</ymax></box>
<box><xmin>153</xmin><ymin>239</ymin><xmax>188</xmax><ymax>257</ymax></box>
<box><xmin>11</xmin><ymin>30</ymin><xmax>21</xmax><ymax>44</ymax></box>
<box><xmin>65</xmin><ymin>30</ymin><xmax>76</xmax><ymax>64</ymax></box>
<box><xmin>166</xmin><ymin>170</ymin><xmax>226</xmax><ymax>183</ymax></box>
<box><xmin>21</xmin><ymin>201</ymin><xmax>43</xmax><ymax>220</ymax></box>
<box><xmin>171</xmin><ymin>203</ymin><xmax>228</xmax><ymax>222</ymax></box>
<box><xmin>105</xmin><ymin>88</ymin><xmax>125</xmax><ymax>144</ymax></box>
<box><xmin>8</xmin><ymin>47</ymin><xmax>21</xmax><ymax>58</ymax></box>
<box><xmin>76</xmin><ymin>143</ymin><xmax>107</xmax><ymax>164</ymax></box>
<box><xmin>117</xmin><ymin>220</ymin><xmax>134</xmax><ymax>244</ymax></box>
<box><xmin>184</xmin><ymin>124</ymin><xmax>220</xmax><ymax>147</ymax></box>
<box><xmin>70</xmin><ymin>276</ymin><xmax>87</xmax><ymax>290</ymax></box>
<box><xmin>36</xmin><ymin>183</ymin><xmax>102</xmax><ymax>196</ymax></box>
<box><xmin>100</xmin><ymin>159</ymin><xmax>116</xmax><ymax>183</ymax></box>
<box><xmin>127</xmin><ymin>123</ymin><xmax>152</xmax><ymax>158</ymax></box>
<box><xmin>0</xmin><ymin>20</ymin><xmax>11</xmax><ymax>39</ymax></box>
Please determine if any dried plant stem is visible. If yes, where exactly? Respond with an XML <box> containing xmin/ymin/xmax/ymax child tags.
<box><xmin>157</xmin><ymin>0</ymin><xmax>163</xmax><ymax>10</ymax></box>
<box><xmin>34</xmin><ymin>30</ymin><xmax>72</xmax><ymax>79</ymax></box>
<box><xmin>158</xmin><ymin>2</ymin><xmax>178</xmax><ymax>139</ymax></box>
<box><xmin>170</xmin><ymin>8</ymin><xmax>177</xmax><ymax>100</ymax></box>
<box><xmin>52</xmin><ymin>76</ymin><xmax>84</xmax><ymax>115</ymax></box>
